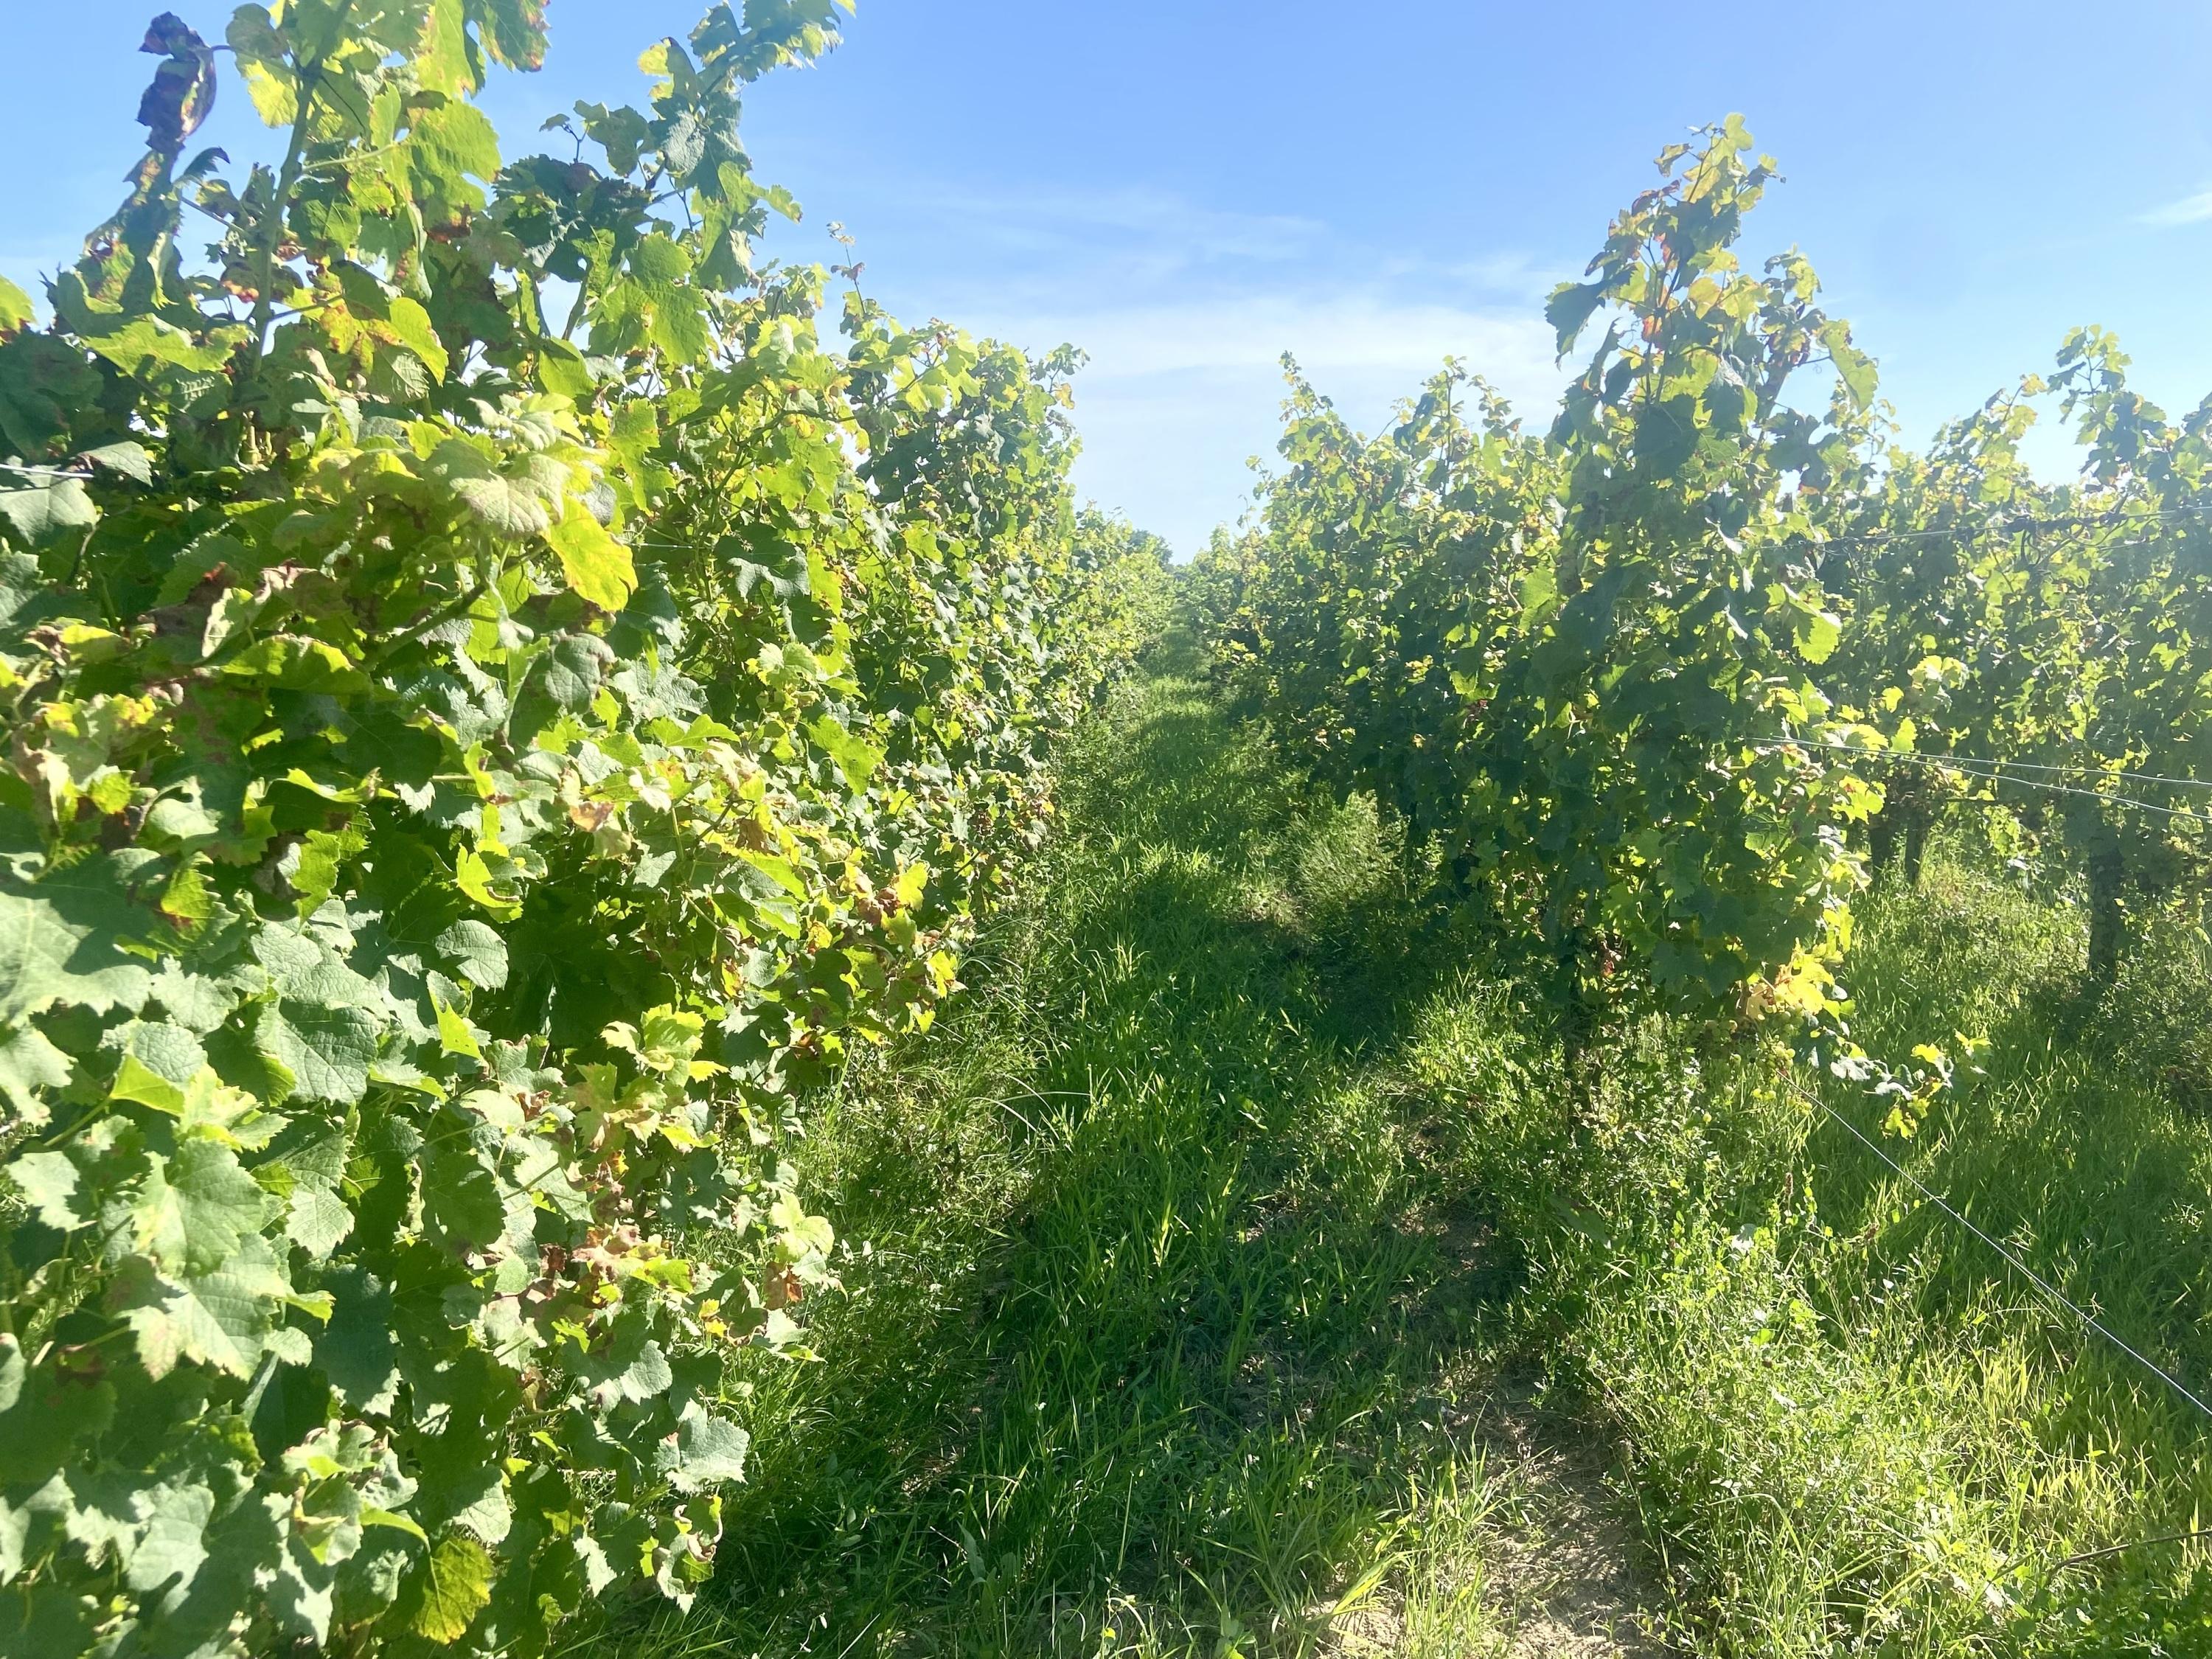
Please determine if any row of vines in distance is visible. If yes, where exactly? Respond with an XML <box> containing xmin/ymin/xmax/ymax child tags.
<box><xmin>1193</xmin><ymin>118</ymin><xmax>2211</xmax><ymax>1085</ymax></box>
<box><xmin>0</xmin><ymin>5</ymin><xmax>1172</xmax><ymax>1656</ymax></box>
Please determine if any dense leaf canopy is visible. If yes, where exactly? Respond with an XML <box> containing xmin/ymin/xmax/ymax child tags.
<box><xmin>0</xmin><ymin>5</ymin><xmax>1169</xmax><ymax>1654</ymax></box>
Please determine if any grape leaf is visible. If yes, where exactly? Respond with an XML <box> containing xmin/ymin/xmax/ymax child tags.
<box><xmin>287</xmin><ymin>1184</ymin><xmax>354</xmax><ymax>1262</ymax></box>
<box><xmin>1545</xmin><ymin>280</ymin><xmax>1607</xmax><ymax>354</ymax></box>
<box><xmin>75</xmin><ymin>316</ymin><xmax>232</xmax><ymax>377</ymax></box>
<box><xmin>536</xmin><ymin>632</ymin><xmax>614</xmax><ymax>712</ymax></box>
<box><xmin>400</xmin><ymin>1533</ymin><xmax>494</xmax><ymax>1644</ymax></box>
<box><xmin>383</xmin><ymin>297</ymin><xmax>450</xmax><ymax>383</ymax></box>
<box><xmin>546</xmin><ymin>507</ymin><xmax>637</xmax><ymax>611</ymax></box>
<box><xmin>0</xmin><ymin>875</ymin><xmax>155</xmax><ymax>1024</ymax></box>
<box><xmin>7</xmin><ymin>1149</ymin><xmax>85</xmax><ymax>1229</ymax></box>
<box><xmin>0</xmin><ymin>1023</ymin><xmax>71</xmax><ymax>1124</ymax></box>
<box><xmin>807</xmin><ymin>714</ymin><xmax>882</xmax><ymax>795</ymax></box>
<box><xmin>130</xmin><ymin>1140</ymin><xmax>274</xmax><ymax>1276</ymax></box>
<box><xmin>113</xmin><ymin>1239</ymin><xmax>286</xmax><ymax>1380</ymax></box>
<box><xmin>318</xmin><ymin>1268</ymin><xmax>401</xmax><ymax>1415</ymax></box>
<box><xmin>0</xmin><ymin>473</ymin><xmax>97</xmax><ymax>546</ymax></box>
<box><xmin>435</xmin><ymin>920</ymin><xmax>509</xmax><ymax>990</ymax></box>
<box><xmin>255</xmin><ymin>1002</ymin><xmax>380</xmax><ymax>1104</ymax></box>
<box><xmin>431</xmin><ymin>440</ymin><xmax>560</xmax><ymax>538</ymax></box>
<box><xmin>251</xmin><ymin>923</ymin><xmax>380</xmax><ymax>1010</ymax></box>
<box><xmin>0</xmin><ymin>276</ymin><xmax>32</xmax><ymax>338</ymax></box>
<box><xmin>123</xmin><ymin>1479</ymin><xmax>215</xmax><ymax>1596</ymax></box>
<box><xmin>657</xmin><ymin>1402</ymin><xmax>749</xmax><ymax>1492</ymax></box>
<box><xmin>577</xmin><ymin>1316</ymin><xmax>672</xmax><ymax>1409</ymax></box>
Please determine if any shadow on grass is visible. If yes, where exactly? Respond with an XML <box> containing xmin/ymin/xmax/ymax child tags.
<box><xmin>595</xmin><ymin>646</ymin><xmax>1523</xmax><ymax>1657</ymax></box>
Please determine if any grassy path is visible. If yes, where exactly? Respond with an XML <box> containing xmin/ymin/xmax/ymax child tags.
<box><xmin>605</xmin><ymin>644</ymin><xmax>1660</xmax><ymax>1657</ymax></box>
<box><xmin>591</xmin><ymin>635</ymin><xmax>2212</xmax><ymax>1658</ymax></box>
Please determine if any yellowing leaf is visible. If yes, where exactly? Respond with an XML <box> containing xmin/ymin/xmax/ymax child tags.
<box><xmin>546</xmin><ymin>507</ymin><xmax>636</xmax><ymax>611</ymax></box>
<box><xmin>535</xmin><ymin>337</ymin><xmax>595</xmax><ymax>399</ymax></box>
<box><xmin>402</xmin><ymin>1534</ymin><xmax>494</xmax><ymax>1644</ymax></box>
<box><xmin>1793</xmin><ymin>608</ymin><xmax>1841</xmax><ymax>666</ymax></box>
<box><xmin>218</xmin><ymin>636</ymin><xmax>369</xmax><ymax>693</ymax></box>
<box><xmin>435</xmin><ymin>996</ymin><xmax>483</xmax><ymax>1061</ymax></box>
<box><xmin>384</xmin><ymin>296</ymin><xmax>450</xmax><ymax>381</ymax></box>
<box><xmin>0</xmin><ymin>276</ymin><xmax>33</xmax><ymax>338</ymax></box>
<box><xmin>111</xmin><ymin>1054</ymin><xmax>186</xmax><ymax>1115</ymax></box>
<box><xmin>455</xmin><ymin>849</ymin><xmax>522</xmax><ymax>922</ymax></box>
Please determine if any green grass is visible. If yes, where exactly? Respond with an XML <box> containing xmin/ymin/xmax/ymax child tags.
<box><xmin>578</xmin><ymin>641</ymin><xmax>2212</xmax><ymax>1658</ymax></box>
<box><xmin>1419</xmin><ymin>845</ymin><xmax>2212</xmax><ymax>1654</ymax></box>
<box><xmin>574</xmin><ymin>637</ymin><xmax>1562</xmax><ymax>1658</ymax></box>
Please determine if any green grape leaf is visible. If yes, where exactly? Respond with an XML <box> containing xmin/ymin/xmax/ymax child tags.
<box><xmin>454</xmin><ymin>849</ymin><xmax>522</xmax><ymax>921</ymax></box>
<box><xmin>7</xmin><ymin>1149</ymin><xmax>86</xmax><ymax>1229</ymax></box>
<box><xmin>1820</xmin><ymin>319</ymin><xmax>1878</xmax><ymax>409</ymax></box>
<box><xmin>406</xmin><ymin>100</ymin><xmax>503</xmax><ymax>221</ymax></box>
<box><xmin>420</xmin><ymin>1144</ymin><xmax>504</xmax><ymax>1247</ymax></box>
<box><xmin>1545</xmin><ymin>280</ymin><xmax>1607</xmax><ymax>354</ymax></box>
<box><xmin>131</xmin><ymin>1140</ymin><xmax>274</xmax><ymax>1276</ymax></box>
<box><xmin>150</xmin><ymin>961</ymin><xmax>242</xmax><ymax>1035</ymax></box>
<box><xmin>428</xmin><ymin>438</ymin><xmax>563</xmax><ymax>537</ymax></box>
<box><xmin>0</xmin><ymin>335</ymin><xmax>101</xmax><ymax>459</ymax></box>
<box><xmin>0</xmin><ymin>874</ymin><xmax>156</xmax><ymax>1025</ymax></box>
<box><xmin>576</xmin><ymin>1317</ymin><xmax>673</xmax><ymax>1408</ymax></box>
<box><xmin>534</xmin><ymin>337</ymin><xmax>595</xmax><ymax>399</ymax></box>
<box><xmin>319</xmin><ymin>1268</ymin><xmax>400</xmax><ymax>1413</ymax></box>
<box><xmin>657</xmin><ymin>1402</ymin><xmax>749</xmax><ymax>1492</ymax></box>
<box><xmin>227</xmin><ymin>7</ymin><xmax>299</xmax><ymax>126</ymax></box>
<box><xmin>219</xmin><ymin>635</ymin><xmax>370</xmax><ymax>693</ymax></box>
<box><xmin>81</xmin><ymin>440</ymin><xmax>154</xmax><ymax>484</ymax></box>
<box><xmin>286</xmin><ymin>1184</ymin><xmax>354</xmax><ymax>1261</ymax></box>
<box><xmin>290</xmin><ymin>821</ymin><xmax>367</xmax><ymax>916</ymax></box>
<box><xmin>256</xmin><ymin>1002</ymin><xmax>380</xmax><ymax>1104</ymax></box>
<box><xmin>0</xmin><ymin>276</ymin><xmax>32</xmax><ymax>337</ymax></box>
<box><xmin>0</xmin><ymin>1023</ymin><xmax>71</xmax><ymax>1124</ymax></box>
<box><xmin>124</xmin><ymin>1480</ymin><xmax>215</xmax><ymax>1596</ymax></box>
<box><xmin>113</xmin><ymin>1239</ymin><xmax>286</xmax><ymax>1380</ymax></box>
<box><xmin>0</xmin><ymin>473</ymin><xmax>97</xmax><ymax>546</ymax></box>
<box><xmin>807</xmin><ymin>714</ymin><xmax>882</xmax><ymax>796</ymax></box>
<box><xmin>0</xmin><ymin>1335</ymin><xmax>115</xmax><ymax>1486</ymax></box>
<box><xmin>110</xmin><ymin>1018</ymin><xmax>208</xmax><ymax>1088</ymax></box>
<box><xmin>384</xmin><ymin>296</ymin><xmax>451</xmax><ymax>382</ymax></box>
<box><xmin>251</xmin><ymin>925</ymin><xmax>380</xmax><ymax>1010</ymax></box>
<box><xmin>77</xmin><ymin>316</ymin><xmax>232</xmax><ymax>377</ymax></box>
<box><xmin>546</xmin><ymin>506</ymin><xmax>637</xmax><ymax>611</ymax></box>
<box><xmin>400</xmin><ymin>1533</ymin><xmax>495</xmax><ymax>1644</ymax></box>
<box><xmin>609</xmin><ymin>397</ymin><xmax>658</xmax><ymax>475</ymax></box>
<box><xmin>1795</xmin><ymin>607</ymin><xmax>1842</xmax><ymax>665</ymax></box>
<box><xmin>1635</xmin><ymin>396</ymin><xmax>1702</xmax><ymax>479</ymax></box>
<box><xmin>434</xmin><ymin>994</ymin><xmax>482</xmax><ymax>1060</ymax></box>
<box><xmin>435</xmin><ymin>920</ymin><xmax>509</xmax><ymax>990</ymax></box>
<box><xmin>467</xmin><ymin>0</ymin><xmax>549</xmax><ymax>71</ymax></box>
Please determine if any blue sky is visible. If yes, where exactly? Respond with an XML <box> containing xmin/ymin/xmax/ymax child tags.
<box><xmin>9</xmin><ymin>3</ymin><xmax>2212</xmax><ymax>552</ymax></box>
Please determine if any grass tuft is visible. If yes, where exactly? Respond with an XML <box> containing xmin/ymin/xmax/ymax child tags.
<box><xmin>580</xmin><ymin>644</ymin><xmax>2212</xmax><ymax>1658</ymax></box>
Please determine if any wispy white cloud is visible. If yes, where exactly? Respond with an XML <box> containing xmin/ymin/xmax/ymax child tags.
<box><xmin>942</xmin><ymin>290</ymin><xmax>1568</xmax><ymax>554</ymax></box>
<box><xmin>970</xmin><ymin>291</ymin><xmax>1557</xmax><ymax>392</ymax></box>
<box><xmin>821</xmin><ymin>183</ymin><xmax>1328</xmax><ymax>300</ymax></box>
<box><xmin>2140</xmin><ymin>188</ymin><xmax>2212</xmax><ymax>228</ymax></box>
<box><xmin>1447</xmin><ymin>249</ymin><xmax>1571</xmax><ymax>294</ymax></box>
<box><xmin>915</xmin><ymin>184</ymin><xmax>1325</xmax><ymax>267</ymax></box>
<box><xmin>785</xmin><ymin>177</ymin><xmax>1573</xmax><ymax>553</ymax></box>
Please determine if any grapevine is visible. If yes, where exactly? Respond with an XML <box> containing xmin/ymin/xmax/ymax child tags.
<box><xmin>0</xmin><ymin>8</ymin><xmax>1169</xmax><ymax>1655</ymax></box>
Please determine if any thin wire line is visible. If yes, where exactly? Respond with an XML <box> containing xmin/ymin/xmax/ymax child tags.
<box><xmin>1804</xmin><ymin>1089</ymin><xmax>2212</xmax><ymax>1425</ymax></box>
<box><xmin>1774</xmin><ymin>735</ymin><xmax>2212</xmax><ymax>796</ymax></box>
<box><xmin>1800</xmin><ymin>500</ymin><xmax>2212</xmax><ymax>553</ymax></box>
<box><xmin>2049</xmin><ymin>1526</ymin><xmax>2212</xmax><ymax>1574</ymax></box>
<box><xmin>1736</xmin><ymin>740</ymin><xmax>2212</xmax><ymax>827</ymax></box>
